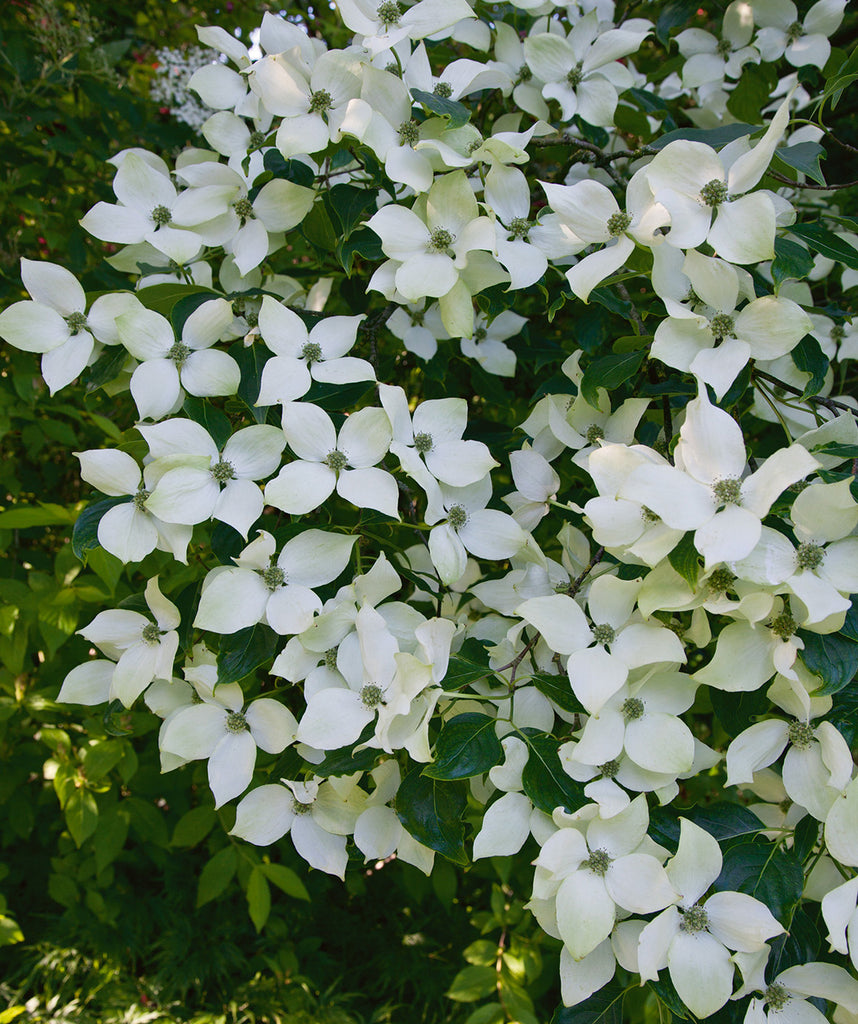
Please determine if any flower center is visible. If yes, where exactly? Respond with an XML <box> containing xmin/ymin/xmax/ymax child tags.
<box><xmin>141</xmin><ymin>623</ymin><xmax>162</xmax><ymax>645</ymax></box>
<box><xmin>324</xmin><ymin>647</ymin><xmax>338</xmax><ymax>669</ymax></box>
<box><xmin>433</xmin><ymin>82</ymin><xmax>453</xmax><ymax>98</ymax></box>
<box><xmin>598</xmin><ymin>759</ymin><xmax>620</xmax><ymax>779</ymax></box>
<box><xmin>474</xmin><ymin>327</ymin><xmax>487</xmax><ymax>342</ymax></box>
<box><xmin>716</xmin><ymin>38</ymin><xmax>732</xmax><ymax>57</ymax></box>
<box><xmin>765</xmin><ymin>984</ymin><xmax>791</xmax><ymax>1011</ymax></box>
<box><xmin>225</xmin><ymin>711</ymin><xmax>248</xmax><ymax>733</ymax></box>
<box><xmin>713</xmin><ymin>477</ymin><xmax>742</xmax><ymax>505</ymax></box>
<box><xmin>508</xmin><ymin>217</ymin><xmax>531</xmax><ymax>240</ymax></box>
<box><xmin>151</xmin><ymin>204</ymin><xmax>172</xmax><ymax>226</ymax></box>
<box><xmin>566</xmin><ymin>62</ymin><xmax>584</xmax><ymax>88</ymax></box>
<box><xmin>621</xmin><ymin>697</ymin><xmax>645</xmax><ymax>721</ymax></box>
<box><xmin>641</xmin><ymin>505</ymin><xmax>661</xmax><ymax>523</ymax></box>
<box><xmin>413</xmin><ymin>431</ymin><xmax>433</xmax><ymax>454</ymax></box>
<box><xmin>428</xmin><ymin>228</ymin><xmax>454</xmax><ymax>253</ymax></box>
<box><xmin>324</xmin><ymin>449</ymin><xmax>348</xmax><ymax>472</ymax></box>
<box><xmin>385</xmin><ymin>62</ymin><xmax>401</xmax><ymax>77</ymax></box>
<box><xmin>795</xmin><ymin>542</ymin><xmax>823</xmax><ymax>571</ymax></box>
<box><xmin>376</xmin><ymin>0</ymin><xmax>402</xmax><ymax>25</ymax></box>
<box><xmin>707</xmin><ymin>566</ymin><xmax>736</xmax><ymax>593</ymax></box>
<box><xmin>517</xmin><ymin>64</ymin><xmax>532</xmax><ymax>82</ymax></box>
<box><xmin>591</xmin><ymin>623</ymin><xmax>616</xmax><ymax>645</ymax></box>
<box><xmin>831</xmin><ymin>324</ymin><xmax>845</xmax><ymax>343</ymax></box>
<box><xmin>361</xmin><ymin>683</ymin><xmax>385</xmax><ymax>708</ymax></box>
<box><xmin>786</xmin><ymin>20</ymin><xmax>804</xmax><ymax>43</ymax></box>
<box><xmin>309</xmin><ymin>89</ymin><xmax>333</xmax><ymax>114</ymax></box>
<box><xmin>261</xmin><ymin>565</ymin><xmax>286</xmax><ymax>591</ymax></box>
<box><xmin>770</xmin><ymin>613</ymin><xmax>798</xmax><ymax>640</ymax></box>
<box><xmin>249</xmin><ymin>130</ymin><xmax>266</xmax><ymax>148</ymax></box>
<box><xmin>133</xmin><ymin>487</ymin><xmax>150</xmax><ymax>513</ymax></box>
<box><xmin>447</xmin><ymin>503</ymin><xmax>468</xmax><ymax>529</ymax></box>
<box><xmin>586</xmin><ymin>848</ymin><xmax>611</xmax><ymax>876</ymax></box>
<box><xmin>301</xmin><ymin>341</ymin><xmax>323</xmax><ymax>363</ymax></box>
<box><xmin>586</xmin><ymin>424</ymin><xmax>605</xmax><ymax>445</ymax></box>
<box><xmin>607</xmin><ymin>211</ymin><xmax>631</xmax><ymax>237</ymax></box>
<box><xmin>292</xmin><ymin>798</ymin><xmax>312</xmax><ymax>815</ymax></box>
<box><xmin>233</xmin><ymin>196</ymin><xmax>255</xmax><ymax>221</ymax></box>
<box><xmin>680</xmin><ymin>903</ymin><xmax>709</xmax><ymax>933</ymax></box>
<box><xmin>167</xmin><ymin>341</ymin><xmax>192</xmax><ymax>367</ymax></box>
<box><xmin>65</xmin><ymin>311</ymin><xmax>88</xmax><ymax>335</ymax></box>
<box><xmin>699</xmin><ymin>179</ymin><xmax>729</xmax><ymax>207</ymax></box>
<box><xmin>398</xmin><ymin>119</ymin><xmax>420</xmax><ymax>146</ymax></box>
<box><xmin>211</xmin><ymin>458</ymin><xmax>236</xmax><ymax>483</ymax></box>
<box><xmin>245</xmin><ymin>309</ymin><xmax>258</xmax><ymax>328</ymax></box>
<box><xmin>709</xmin><ymin>313</ymin><xmax>736</xmax><ymax>340</ymax></box>
<box><xmin>788</xmin><ymin>720</ymin><xmax>814</xmax><ymax>750</ymax></box>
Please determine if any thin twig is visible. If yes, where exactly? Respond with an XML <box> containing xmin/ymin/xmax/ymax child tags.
<box><xmin>766</xmin><ymin>170</ymin><xmax>858</xmax><ymax>191</ymax></box>
<box><xmin>753</xmin><ymin>368</ymin><xmax>857</xmax><ymax>417</ymax></box>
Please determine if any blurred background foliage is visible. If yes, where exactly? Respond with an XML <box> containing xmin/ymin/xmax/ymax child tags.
<box><xmin>1</xmin><ymin>0</ymin><xmax>856</xmax><ymax>1022</ymax></box>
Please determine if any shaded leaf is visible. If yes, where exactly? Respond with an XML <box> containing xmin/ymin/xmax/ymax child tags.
<box><xmin>521</xmin><ymin>733</ymin><xmax>586</xmax><ymax>815</ymax></box>
<box><xmin>423</xmin><ymin>713</ymin><xmax>503</xmax><ymax>780</ymax></box>
<box><xmin>395</xmin><ymin>769</ymin><xmax>468</xmax><ymax>865</ymax></box>
<box><xmin>798</xmin><ymin>629</ymin><xmax>858</xmax><ymax>695</ymax></box>
<box><xmin>217</xmin><ymin>624</ymin><xmax>279</xmax><ymax>687</ymax></box>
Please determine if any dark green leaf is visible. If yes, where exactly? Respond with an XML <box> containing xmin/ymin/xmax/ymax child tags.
<box><xmin>650</xmin><ymin>122</ymin><xmax>759</xmax><ymax>151</ymax></box>
<box><xmin>649</xmin><ymin>803</ymin><xmax>765</xmax><ymax>852</ymax></box>
<box><xmin>790</xmin><ymin>335</ymin><xmax>829</xmax><ymax>399</ymax></box>
<box><xmin>217</xmin><ymin>624</ymin><xmax>279</xmax><ymax>687</ymax></box>
<box><xmin>302</xmin><ymin>199</ymin><xmax>339</xmax><ymax>253</ymax></box>
<box><xmin>211</xmin><ymin>520</ymin><xmax>245</xmax><ymax>565</ymax></box>
<box><xmin>827</xmin><ymin>682</ymin><xmax>858</xmax><ymax>746</ymax></box>
<box><xmin>647</xmin><ymin>977</ymin><xmax>689</xmax><ymax>1019</ymax></box>
<box><xmin>446</xmin><ymin>965</ymin><xmax>497</xmax><ymax>1002</ymax></box>
<box><xmin>230</xmin><ymin>341</ymin><xmax>271</xmax><ymax>424</ymax></box>
<box><xmin>654</xmin><ymin>0</ymin><xmax>697</xmax><ymax>43</ymax></box>
<box><xmin>423</xmin><ymin>713</ymin><xmax>503</xmax><ymax>780</ymax></box>
<box><xmin>772</xmin><ymin>237</ymin><xmax>815</xmax><ymax>291</ymax></box>
<box><xmin>839</xmin><ymin>597</ymin><xmax>858</xmax><ymax>641</ymax></box>
<box><xmin>411</xmin><ymin>89</ymin><xmax>470</xmax><ymax>129</ymax></box>
<box><xmin>313</xmin><ymin>727</ymin><xmax>379</xmax><ymax>777</ymax></box>
<box><xmin>197</xmin><ymin>846</ymin><xmax>238</xmax><ymax>907</ymax></box>
<box><xmin>787</xmin><ymin>223</ymin><xmax>858</xmax><ymax>270</ymax></box>
<box><xmin>71</xmin><ymin>496</ymin><xmax>129</xmax><ymax>561</ymax></box>
<box><xmin>521</xmin><ymin>733</ymin><xmax>586</xmax><ymax>815</ymax></box>
<box><xmin>94</xmin><ymin>807</ymin><xmax>129</xmax><ymax>873</ymax></box>
<box><xmin>171</xmin><ymin>806</ymin><xmax>217</xmax><ymax>848</ymax></box>
<box><xmin>589</xmin><ymin>285</ymin><xmax>633</xmax><ymax>318</ymax></box>
<box><xmin>395</xmin><ymin>769</ymin><xmax>468</xmax><ymax>865</ymax></box>
<box><xmin>65</xmin><ymin>788</ymin><xmax>99</xmax><ymax>847</ymax></box>
<box><xmin>767</xmin><ymin>907</ymin><xmax>821</xmax><ymax>979</ymax></box>
<box><xmin>261</xmin><ymin>862</ymin><xmax>310</xmax><ymax>901</ymax></box>
<box><xmin>773</xmin><ymin>142</ymin><xmax>826</xmax><ymax>186</ymax></box>
<box><xmin>82</xmin><ymin>739</ymin><xmax>125</xmax><ymax>781</ymax></box>
<box><xmin>791</xmin><ymin>816</ymin><xmax>821</xmax><ymax>865</ymax></box>
<box><xmin>667</xmin><ymin>532</ymin><xmax>700</xmax><ymax>589</ymax></box>
<box><xmin>727</xmin><ymin>63</ymin><xmax>778</xmax><ymax>125</ymax></box>
<box><xmin>183</xmin><ymin>396</ymin><xmax>233</xmax><ymax>450</ymax></box>
<box><xmin>714</xmin><ymin>841</ymin><xmax>804</xmax><ymax>924</ymax></box>
<box><xmin>709</xmin><ymin>687</ymin><xmax>770</xmax><ymax>737</ymax></box>
<box><xmin>136</xmin><ymin>283</ymin><xmax>217</xmax><ymax>319</ymax></box>
<box><xmin>262</xmin><ymin>150</ymin><xmax>315</xmax><ymax>187</ymax></box>
<box><xmin>532</xmin><ymin>673</ymin><xmax>585</xmax><ymax>714</ymax></box>
<box><xmin>552</xmin><ymin>981</ymin><xmax>625</xmax><ymax>1024</ymax></box>
<box><xmin>323</xmin><ymin>184</ymin><xmax>378</xmax><ymax>238</ymax></box>
<box><xmin>337</xmin><ymin>226</ymin><xmax>385</xmax><ymax>274</ymax></box>
<box><xmin>82</xmin><ymin>344</ymin><xmax>129</xmax><ymax>391</ymax></box>
<box><xmin>443</xmin><ymin>639</ymin><xmax>492</xmax><ymax>690</ymax></box>
<box><xmin>246</xmin><ymin>866</ymin><xmax>271</xmax><ymax>932</ymax></box>
<box><xmin>798</xmin><ymin>629</ymin><xmax>858</xmax><ymax>694</ymax></box>
<box><xmin>580</xmin><ymin>350</ymin><xmax>645</xmax><ymax>408</ymax></box>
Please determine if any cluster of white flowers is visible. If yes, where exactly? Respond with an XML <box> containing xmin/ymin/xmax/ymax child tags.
<box><xmin>3</xmin><ymin>0</ymin><xmax>858</xmax><ymax>1017</ymax></box>
<box><xmin>149</xmin><ymin>44</ymin><xmax>218</xmax><ymax>132</ymax></box>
